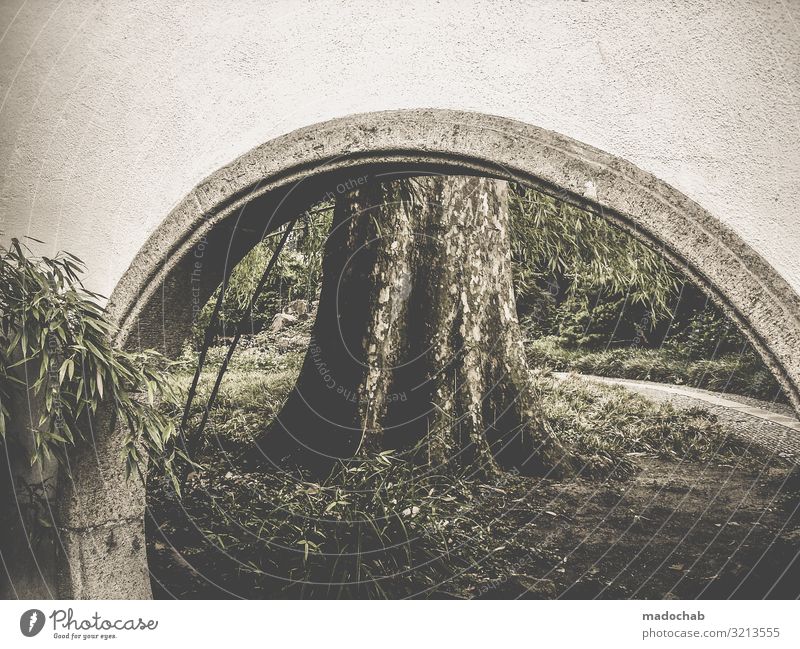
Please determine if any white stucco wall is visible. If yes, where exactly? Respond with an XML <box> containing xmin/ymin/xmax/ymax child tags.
<box><xmin>1</xmin><ymin>0</ymin><xmax>798</xmax><ymax>298</ymax></box>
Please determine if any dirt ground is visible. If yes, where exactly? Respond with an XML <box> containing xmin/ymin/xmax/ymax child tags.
<box><xmin>462</xmin><ymin>457</ymin><xmax>800</xmax><ymax>599</ymax></box>
<box><xmin>148</xmin><ymin>455</ymin><xmax>800</xmax><ymax>599</ymax></box>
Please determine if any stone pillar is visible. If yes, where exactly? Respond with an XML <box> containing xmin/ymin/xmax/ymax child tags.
<box><xmin>55</xmin><ymin>408</ymin><xmax>152</xmax><ymax>599</ymax></box>
<box><xmin>0</xmin><ymin>367</ymin><xmax>151</xmax><ymax>599</ymax></box>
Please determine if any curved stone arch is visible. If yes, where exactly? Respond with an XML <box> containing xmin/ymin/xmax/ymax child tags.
<box><xmin>54</xmin><ymin>109</ymin><xmax>800</xmax><ymax>598</ymax></box>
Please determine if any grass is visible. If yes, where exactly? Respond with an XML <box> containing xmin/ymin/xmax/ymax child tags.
<box><xmin>539</xmin><ymin>373</ymin><xmax>760</xmax><ymax>475</ymax></box>
<box><xmin>527</xmin><ymin>336</ymin><xmax>785</xmax><ymax>403</ymax></box>
<box><xmin>148</xmin><ymin>328</ymin><xmax>767</xmax><ymax>598</ymax></box>
<box><xmin>155</xmin><ymin>450</ymin><xmax>513</xmax><ymax>598</ymax></box>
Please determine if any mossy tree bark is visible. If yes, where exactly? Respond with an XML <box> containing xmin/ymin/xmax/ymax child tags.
<box><xmin>258</xmin><ymin>175</ymin><xmax>569</xmax><ymax>476</ymax></box>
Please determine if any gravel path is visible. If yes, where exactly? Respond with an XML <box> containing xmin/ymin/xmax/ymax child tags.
<box><xmin>554</xmin><ymin>373</ymin><xmax>800</xmax><ymax>464</ymax></box>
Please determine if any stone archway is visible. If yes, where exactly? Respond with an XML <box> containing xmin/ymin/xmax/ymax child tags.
<box><xmin>43</xmin><ymin>109</ymin><xmax>800</xmax><ymax>598</ymax></box>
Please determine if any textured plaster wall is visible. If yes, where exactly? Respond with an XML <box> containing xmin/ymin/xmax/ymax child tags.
<box><xmin>1</xmin><ymin>0</ymin><xmax>799</xmax><ymax>300</ymax></box>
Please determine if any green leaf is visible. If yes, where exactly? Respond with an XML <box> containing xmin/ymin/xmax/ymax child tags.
<box><xmin>96</xmin><ymin>367</ymin><xmax>104</xmax><ymax>399</ymax></box>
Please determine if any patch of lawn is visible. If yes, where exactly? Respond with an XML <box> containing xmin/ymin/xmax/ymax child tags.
<box><xmin>537</xmin><ymin>373</ymin><xmax>763</xmax><ymax>478</ymax></box>
<box><xmin>527</xmin><ymin>336</ymin><xmax>785</xmax><ymax>403</ymax></box>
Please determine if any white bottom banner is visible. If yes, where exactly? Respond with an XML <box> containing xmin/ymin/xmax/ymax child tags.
<box><xmin>1</xmin><ymin>600</ymin><xmax>797</xmax><ymax>648</ymax></box>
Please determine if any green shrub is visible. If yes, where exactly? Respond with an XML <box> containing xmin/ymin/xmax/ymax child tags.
<box><xmin>670</xmin><ymin>305</ymin><xmax>748</xmax><ymax>361</ymax></box>
<box><xmin>193</xmin><ymin>207</ymin><xmax>332</xmax><ymax>341</ymax></box>
<box><xmin>509</xmin><ymin>186</ymin><xmax>679</xmax><ymax>322</ymax></box>
<box><xmin>0</xmin><ymin>239</ymin><xmax>180</xmax><ymax>483</ymax></box>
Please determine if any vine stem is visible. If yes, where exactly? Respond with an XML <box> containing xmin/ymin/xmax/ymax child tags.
<box><xmin>182</xmin><ymin>218</ymin><xmax>298</xmax><ymax>465</ymax></box>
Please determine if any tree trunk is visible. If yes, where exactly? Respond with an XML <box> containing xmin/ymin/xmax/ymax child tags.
<box><xmin>257</xmin><ymin>175</ymin><xmax>570</xmax><ymax>477</ymax></box>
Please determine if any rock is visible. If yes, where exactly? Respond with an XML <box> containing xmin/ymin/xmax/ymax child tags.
<box><xmin>270</xmin><ymin>312</ymin><xmax>298</xmax><ymax>333</ymax></box>
<box><xmin>285</xmin><ymin>299</ymin><xmax>309</xmax><ymax>317</ymax></box>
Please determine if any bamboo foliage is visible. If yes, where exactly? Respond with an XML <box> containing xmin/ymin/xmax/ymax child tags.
<box><xmin>509</xmin><ymin>186</ymin><xmax>680</xmax><ymax>318</ymax></box>
<box><xmin>0</xmin><ymin>239</ymin><xmax>181</xmax><ymax>488</ymax></box>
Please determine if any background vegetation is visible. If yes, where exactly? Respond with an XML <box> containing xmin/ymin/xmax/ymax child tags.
<box><xmin>191</xmin><ymin>184</ymin><xmax>784</xmax><ymax>403</ymax></box>
<box><xmin>508</xmin><ymin>187</ymin><xmax>784</xmax><ymax>402</ymax></box>
<box><xmin>163</xmin><ymin>178</ymin><xmax>781</xmax><ymax>596</ymax></box>
<box><xmin>192</xmin><ymin>207</ymin><xmax>333</xmax><ymax>341</ymax></box>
